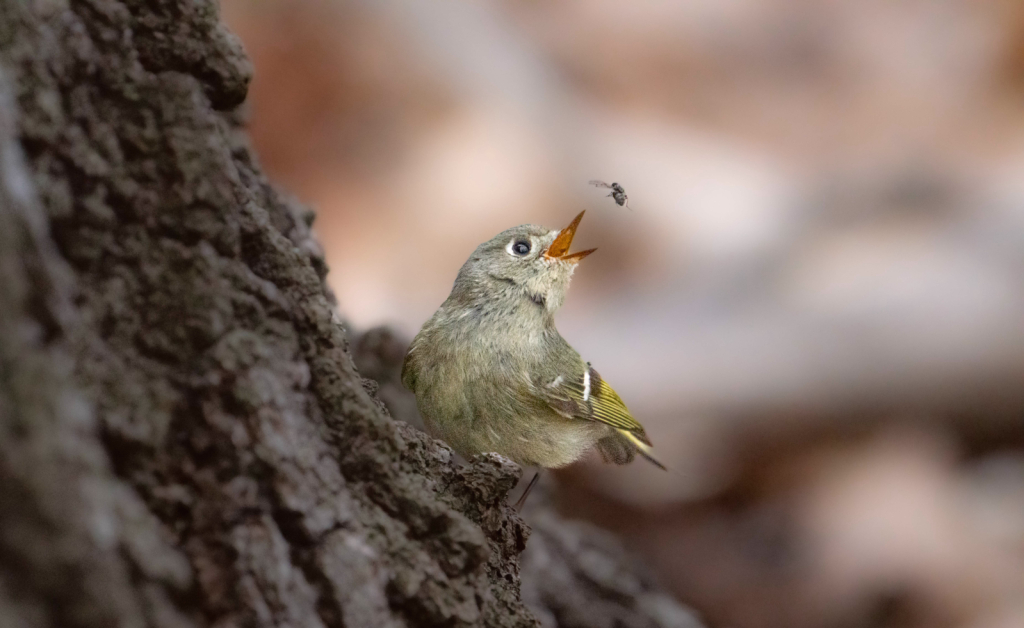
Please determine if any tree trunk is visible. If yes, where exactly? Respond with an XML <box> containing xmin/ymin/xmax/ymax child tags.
<box><xmin>0</xmin><ymin>2</ymin><xmax>704</xmax><ymax>627</ymax></box>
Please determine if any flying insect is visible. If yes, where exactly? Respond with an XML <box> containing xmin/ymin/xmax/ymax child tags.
<box><xmin>589</xmin><ymin>180</ymin><xmax>630</xmax><ymax>210</ymax></box>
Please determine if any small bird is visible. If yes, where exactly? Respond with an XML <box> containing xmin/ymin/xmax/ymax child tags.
<box><xmin>402</xmin><ymin>211</ymin><xmax>664</xmax><ymax>502</ymax></box>
<box><xmin>589</xmin><ymin>180</ymin><xmax>630</xmax><ymax>209</ymax></box>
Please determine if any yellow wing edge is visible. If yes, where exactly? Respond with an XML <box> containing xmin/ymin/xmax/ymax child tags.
<box><xmin>618</xmin><ymin>428</ymin><xmax>667</xmax><ymax>470</ymax></box>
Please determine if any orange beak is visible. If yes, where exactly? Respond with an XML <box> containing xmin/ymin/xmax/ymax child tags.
<box><xmin>544</xmin><ymin>210</ymin><xmax>597</xmax><ymax>263</ymax></box>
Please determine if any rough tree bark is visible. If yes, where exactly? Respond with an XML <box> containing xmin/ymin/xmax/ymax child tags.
<box><xmin>0</xmin><ymin>2</ymin><xmax>704</xmax><ymax>627</ymax></box>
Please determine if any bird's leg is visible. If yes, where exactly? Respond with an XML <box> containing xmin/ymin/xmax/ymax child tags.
<box><xmin>513</xmin><ymin>471</ymin><xmax>541</xmax><ymax>512</ymax></box>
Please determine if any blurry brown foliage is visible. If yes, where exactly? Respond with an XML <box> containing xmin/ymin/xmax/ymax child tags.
<box><xmin>225</xmin><ymin>2</ymin><xmax>1024</xmax><ymax>627</ymax></box>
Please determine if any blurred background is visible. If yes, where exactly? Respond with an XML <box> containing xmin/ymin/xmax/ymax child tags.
<box><xmin>220</xmin><ymin>1</ymin><xmax>1024</xmax><ymax>627</ymax></box>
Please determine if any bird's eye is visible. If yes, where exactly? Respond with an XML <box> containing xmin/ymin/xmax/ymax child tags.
<box><xmin>511</xmin><ymin>240</ymin><xmax>531</xmax><ymax>256</ymax></box>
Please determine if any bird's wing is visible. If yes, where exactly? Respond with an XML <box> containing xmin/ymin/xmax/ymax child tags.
<box><xmin>532</xmin><ymin>362</ymin><xmax>665</xmax><ymax>469</ymax></box>
<box><xmin>533</xmin><ymin>362</ymin><xmax>651</xmax><ymax>445</ymax></box>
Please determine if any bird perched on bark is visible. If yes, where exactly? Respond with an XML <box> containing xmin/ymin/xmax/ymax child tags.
<box><xmin>402</xmin><ymin>211</ymin><xmax>664</xmax><ymax>499</ymax></box>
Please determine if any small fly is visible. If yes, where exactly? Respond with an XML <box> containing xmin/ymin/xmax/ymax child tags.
<box><xmin>589</xmin><ymin>180</ymin><xmax>630</xmax><ymax>210</ymax></box>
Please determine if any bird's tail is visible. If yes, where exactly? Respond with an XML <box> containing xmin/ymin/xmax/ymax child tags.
<box><xmin>618</xmin><ymin>429</ymin><xmax>667</xmax><ymax>470</ymax></box>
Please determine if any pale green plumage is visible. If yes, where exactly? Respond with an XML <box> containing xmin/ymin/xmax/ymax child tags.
<box><xmin>402</xmin><ymin>218</ymin><xmax>663</xmax><ymax>470</ymax></box>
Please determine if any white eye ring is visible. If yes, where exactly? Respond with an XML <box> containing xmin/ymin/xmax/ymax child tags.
<box><xmin>506</xmin><ymin>238</ymin><xmax>532</xmax><ymax>257</ymax></box>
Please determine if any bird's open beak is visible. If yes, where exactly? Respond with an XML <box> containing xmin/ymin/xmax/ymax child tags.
<box><xmin>544</xmin><ymin>210</ymin><xmax>597</xmax><ymax>263</ymax></box>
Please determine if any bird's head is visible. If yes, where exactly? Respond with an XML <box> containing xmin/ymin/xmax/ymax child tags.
<box><xmin>453</xmin><ymin>211</ymin><xmax>595</xmax><ymax>314</ymax></box>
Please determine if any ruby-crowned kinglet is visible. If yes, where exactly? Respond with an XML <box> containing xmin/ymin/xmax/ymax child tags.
<box><xmin>402</xmin><ymin>211</ymin><xmax>664</xmax><ymax>471</ymax></box>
